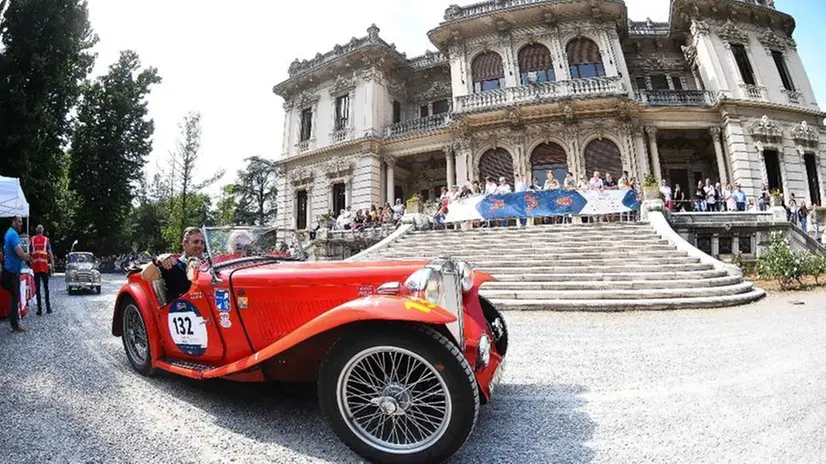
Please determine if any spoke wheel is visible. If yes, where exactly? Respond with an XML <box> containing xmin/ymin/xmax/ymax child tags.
<box><xmin>319</xmin><ymin>325</ymin><xmax>479</xmax><ymax>464</ymax></box>
<box><xmin>338</xmin><ymin>346</ymin><xmax>452</xmax><ymax>454</ymax></box>
<box><xmin>121</xmin><ymin>299</ymin><xmax>155</xmax><ymax>376</ymax></box>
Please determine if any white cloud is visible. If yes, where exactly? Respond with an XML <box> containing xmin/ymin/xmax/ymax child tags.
<box><xmin>86</xmin><ymin>0</ymin><xmax>670</xmax><ymax>193</ymax></box>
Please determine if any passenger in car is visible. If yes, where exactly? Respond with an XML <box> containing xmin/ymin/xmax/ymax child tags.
<box><xmin>141</xmin><ymin>227</ymin><xmax>205</xmax><ymax>302</ymax></box>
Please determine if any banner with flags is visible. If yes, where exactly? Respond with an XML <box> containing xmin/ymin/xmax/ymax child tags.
<box><xmin>443</xmin><ymin>188</ymin><xmax>641</xmax><ymax>223</ymax></box>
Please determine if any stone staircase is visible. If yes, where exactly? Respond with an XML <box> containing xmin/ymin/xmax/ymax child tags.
<box><xmin>354</xmin><ymin>222</ymin><xmax>766</xmax><ymax>311</ymax></box>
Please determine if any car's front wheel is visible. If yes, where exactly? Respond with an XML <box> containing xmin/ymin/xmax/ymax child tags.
<box><xmin>120</xmin><ymin>297</ymin><xmax>155</xmax><ymax>376</ymax></box>
<box><xmin>319</xmin><ymin>325</ymin><xmax>479</xmax><ymax>464</ymax></box>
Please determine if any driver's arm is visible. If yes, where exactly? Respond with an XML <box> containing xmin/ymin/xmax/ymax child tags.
<box><xmin>140</xmin><ymin>253</ymin><xmax>174</xmax><ymax>281</ymax></box>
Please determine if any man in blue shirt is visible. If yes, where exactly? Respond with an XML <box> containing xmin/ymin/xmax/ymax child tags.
<box><xmin>733</xmin><ymin>184</ymin><xmax>747</xmax><ymax>211</ymax></box>
<box><xmin>2</xmin><ymin>216</ymin><xmax>31</xmax><ymax>332</ymax></box>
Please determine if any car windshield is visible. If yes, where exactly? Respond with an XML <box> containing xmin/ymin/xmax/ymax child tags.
<box><xmin>202</xmin><ymin>226</ymin><xmax>307</xmax><ymax>264</ymax></box>
<box><xmin>69</xmin><ymin>253</ymin><xmax>94</xmax><ymax>264</ymax></box>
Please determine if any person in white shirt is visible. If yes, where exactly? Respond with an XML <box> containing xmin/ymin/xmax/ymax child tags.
<box><xmin>563</xmin><ymin>172</ymin><xmax>576</xmax><ymax>190</ymax></box>
<box><xmin>660</xmin><ymin>179</ymin><xmax>673</xmax><ymax>211</ymax></box>
<box><xmin>392</xmin><ymin>198</ymin><xmax>404</xmax><ymax>220</ymax></box>
<box><xmin>588</xmin><ymin>171</ymin><xmax>603</xmax><ymax>190</ymax></box>
<box><xmin>514</xmin><ymin>173</ymin><xmax>527</xmax><ymax>193</ymax></box>
<box><xmin>544</xmin><ymin>174</ymin><xmax>560</xmax><ymax>190</ymax></box>
<box><xmin>496</xmin><ymin>177</ymin><xmax>512</xmax><ymax>194</ymax></box>
<box><xmin>704</xmin><ymin>179</ymin><xmax>717</xmax><ymax>212</ymax></box>
<box><xmin>484</xmin><ymin>176</ymin><xmax>498</xmax><ymax>196</ymax></box>
<box><xmin>449</xmin><ymin>185</ymin><xmax>461</xmax><ymax>202</ymax></box>
<box><xmin>577</xmin><ymin>174</ymin><xmax>589</xmax><ymax>190</ymax></box>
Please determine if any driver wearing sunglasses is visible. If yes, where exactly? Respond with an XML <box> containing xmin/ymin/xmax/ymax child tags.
<box><xmin>141</xmin><ymin>227</ymin><xmax>205</xmax><ymax>301</ymax></box>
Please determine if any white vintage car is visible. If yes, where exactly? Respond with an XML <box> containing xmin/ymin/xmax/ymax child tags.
<box><xmin>65</xmin><ymin>251</ymin><xmax>101</xmax><ymax>294</ymax></box>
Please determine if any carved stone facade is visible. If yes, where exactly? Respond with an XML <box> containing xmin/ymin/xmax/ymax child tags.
<box><xmin>273</xmin><ymin>0</ymin><xmax>824</xmax><ymax>230</ymax></box>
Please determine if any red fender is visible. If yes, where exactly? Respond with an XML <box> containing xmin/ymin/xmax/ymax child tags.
<box><xmin>201</xmin><ymin>295</ymin><xmax>457</xmax><ymax>379</ymax></box>
<box><xmin>112</xmin><ymin>282</ymin><xmax>166</xmax><ymax>365</ymax></box>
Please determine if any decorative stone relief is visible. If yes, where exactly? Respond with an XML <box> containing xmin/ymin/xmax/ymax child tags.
<box><xmin>747</xmin><ymin>115</ymin><xmax>783</xmax><ymax>141</ymax></box>
<box><xmin>791</xmin><ymin>121</ymin><xmax>819</xmax><ymax>147</ymax></box>
<box><xmin>328</xmin><ymin>74</ymin><xmax>356</xmax><ymax>96</ymax></box>
<box><xmin>681</xmin><ymin>44</ymin><xmax>698</xmax><ymax>69</ymax></box>
<box><xmin>444</xmin><ymin>4</ymin><xmax>462</xmax><ymax>21</ymax></box>
<box><xmin>289</xmin><ymin>167</ymin><xmax>315</xmax><ymax>186</ymax></box>
<box><xmin>716</xmin><ymin>19</ymin><xmax>748</xmax><ymax>44</ymax></box>
<box><xmin>690</xmin><ymin>20</ymin><xmax>710</xmax><ymax>37</ymax></box>
<box><xmin>420</xmin><ymin>81</ymin><xmax>451</xmax><ymax>102</ymax></box>
<box><xmin>296</xmin><ymin>89</ymin><xmax>319</xmax><ymax>108</ymax></box>
<box><xmin>758</xmin><ymin>27</ymin><xmax>787</xmax><ymax>51</ymax></box>
<box><xmin>325</xmin><ymin>159</ymin><xmax>354</xmax><ymax>178</ymax></box>
<box><xmin>387</xmin><ymin>78</ymin><xmax>409</xmax><ymax>100</ymax></box>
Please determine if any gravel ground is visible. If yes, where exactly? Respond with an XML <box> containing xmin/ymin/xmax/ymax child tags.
<box><xmin>1</xmin><ymin>274</ymin><xmax>825</xmax><ymax>463</ymax></box>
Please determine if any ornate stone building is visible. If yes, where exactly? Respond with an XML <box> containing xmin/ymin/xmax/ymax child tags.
<box><xmin>273</xmin><ymin>0</ymin><xmax>824</xmax><ymax>231</ymax></box>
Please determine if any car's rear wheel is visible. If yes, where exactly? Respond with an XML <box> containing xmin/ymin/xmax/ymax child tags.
<box><xmin>318</xmin><ymin>325</ymin><xmax>479</xmax><ymax>464</ymax></box>
<box><xmin>121</xmin><ymin>297</ymin><xmax>155</xmax><ymax>376</ymax></box>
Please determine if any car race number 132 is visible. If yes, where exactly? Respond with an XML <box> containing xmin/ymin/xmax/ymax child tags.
<box><xmin>168</xmin><ymin>300</ymin><xmax>208</xmax><ymax>356</ymax></box>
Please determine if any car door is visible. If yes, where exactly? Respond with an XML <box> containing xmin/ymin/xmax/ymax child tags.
<box><xmin>156</xmin><ymin>282</ymin><xmax>225</xmax><ymax>362</ymax></box>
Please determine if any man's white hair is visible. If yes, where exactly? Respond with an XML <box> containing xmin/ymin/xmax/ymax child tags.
<box><xmin>226</xmin><ymin>230</ymin><xmax>253</xmax><ymax>254</ymax></box>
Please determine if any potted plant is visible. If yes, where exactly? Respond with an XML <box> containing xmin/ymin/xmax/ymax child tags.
<box><xmin>318</xmin><ymin>213</ymin><xmax>333</xmax><ymax>229</ymax></box>
<box><xmin>769</xmin><ymin>188</ymin><xmax>783</xmax><ymax>207</ymax></box>
<box><xmin>406</xmin><ymin>193</ymin><xmax>424</xmax><ymax>214</ymax></box>
<box><xmin>642</xmin><ymin>173</ymin><xmax>660</xmax><ymax>200</ymax></box>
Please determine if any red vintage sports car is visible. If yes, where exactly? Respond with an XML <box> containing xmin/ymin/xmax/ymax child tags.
<box><xmin>112</xmin><ymin>227</ymin><xmax>508</xmax><ymax>463</ymax></box>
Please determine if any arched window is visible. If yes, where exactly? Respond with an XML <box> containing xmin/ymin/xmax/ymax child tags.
<box><xmin>471</xmin><ymin>52</ymin><xmax>505</xmax><ymax>93</ymax></box>
<box><xmin>530</xmin><ymin>143</ymin><xmax>567</xmax><ymax>186</ymax></box>
<box><xmin>584</xmin><ymin>139</ymin><xmax>622</xmax><ymax>178</ymax></box>
<box><xmin>518</xmin><ymin>43</ymin><xmax>555</xmax><ymax>85</ymax></box>
<box><xmin>566</xmin><ymin>38</ymin><xmax>605</xmax><ymax>79</ymax></box>
<box><xmin>478</xmin><ymin>148</ymin><xmax>514</xmax><ymax>185</ymax></box>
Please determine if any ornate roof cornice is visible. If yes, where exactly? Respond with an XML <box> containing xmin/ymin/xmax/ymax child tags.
<box><xmin>716</xmin><ymin>19</ymin><xmax>749</xmax><ymax>44</ymax></box>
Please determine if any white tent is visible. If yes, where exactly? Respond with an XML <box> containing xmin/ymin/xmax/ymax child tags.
<box><xmin>0</xmin><ymin>175</ymin><xmax>29</xmax><ymax>218</ymax></box>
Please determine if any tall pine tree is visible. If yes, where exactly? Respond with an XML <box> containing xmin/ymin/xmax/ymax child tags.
<box><xmin>0</xmin><ymin>0</ymin><xmax>96</xmax><ymax>234</ymax></box>
<box><xmin>68</xmin><ymin>50</ymin><xmax>161</xmax><ymax>254</ymax></box>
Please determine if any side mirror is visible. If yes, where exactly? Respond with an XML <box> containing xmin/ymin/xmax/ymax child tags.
<box><xmin>186</xmin><ymin>257</ymin><xmax>202</xmax><ymax>282</ymax></box>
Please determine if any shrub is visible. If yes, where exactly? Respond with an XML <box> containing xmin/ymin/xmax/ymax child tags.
<box><xmin>756</xmin><ymin>232</ymin><xmax>806</xmax><ymax>290</ymax></box>
<box><xmin>643</xmin><ymin>173</ymin><xmax>658</xmax><ymax>188</ymax></box>
<box><xmin>803</xmin><ymin>253</ymin><xmax>826</xmax><ymax>285</ymax></box>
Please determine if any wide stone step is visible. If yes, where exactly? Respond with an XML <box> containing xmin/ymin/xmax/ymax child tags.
<box><xmin>479</xmin><ymin>282</ymin><xmax>753</xmax><ymax>300</ymax></box>
<box><xmin>389</xmin><ymin>243</ymin><xmax>678</xmax><ymax>254</ymax></box>
<box><xmin>402</xmin><ymin>231</ymin><xmax>662</xmax><ymax>241</ymax></box>
<box><xmin>374</xmin><ymin>250</ymin><xmax>687</xmax><ymax>261</ymax></box>
<box><xmin>491</xmin><ymin>269</ymin><xmax>729</xmax><ymax>282</ymax></box>
<box><xmin>408</xmin><ymin>223</ymin><xmax>653</xmax><ymax>236</ymax></box>
<box><xmin>477</xmin><ymin>262</ymin><xmax>715</xmax><ymax>274</ymax></box>
<box><xmin>398</xmin><ymin>237</ymin><xmax>668</xmax><ymax>248</ymax></box>
<box><xmin>467</xmin><ymin>256</ymin><xmax>699</xmax><ymax>268</ymax></box>
<box><xmin>480</xmin><ymin>275</ymin><xmax>743</xmax><ymax>291</ymax></box>
<box><xmin>484</xmin><ymin>288</ymin><xmax>766</xmax><ymax>311</ymax></box>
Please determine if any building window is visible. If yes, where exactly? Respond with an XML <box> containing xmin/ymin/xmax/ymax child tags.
<box><xmin>392</xmin><ymin>100</ymin><xmax>401</xmax><ymax>123</ymax></box>
<box><xmin>296</xmin><ymin>190</ymin><xmax>308</xmax><ymax>230</ymax></box>
<box><xmin>432</xmin><ymin>99</ymin><xmax>449</xmax><ymax>114</ymax></box>
<box><xmin>635</xmin><ymin>76</ymin><xmax>647</xmax><ymax>90</ymax></box>
<box><xmin>804</xmin><ymin>152</ymin><xmax>821</xmax><ymax>206</ymax></box>
<box><xmin>420</xmin><ymin>105</ymin><xmax>429</xmax><ymax>118</ymax></box>
<box><xmin>730</xmin><ymin>43</ymin><xmax>756</xmax><ymax>85</ymax></box>
<box><xmin>517</xmin><ymin>43</ymin><xmax>555</xmax><ymax>85</ymax></box>
<box><xmin>300</xmin><ymin>108</ymin><xmax>313</xmax><ymax>142</ymax></box>
<box><xmin>671</xmin><ymin>75</ymin><xmax>683</xmax><ymax>90</ymax></box>
<box><xmin>763</xmin><ymin>149</ymin><xmax>783</xmax><ymax>191</ymax></box>
<box><xmin>334</xmin><ymin>95</ymin><xmax>349</xmax><ymax>130</ymax></box>
<box><xmin>332</xmin><ymin>182</ymin><xmax>346</xmax><ymax>214</ymax></box>
<box><xmin>650</xmin><ymin>74</ymin><xmax>669</xmax><ymax>90</ymax></box>
<box><xmin>771</xmin><ymin>50</ymin><xmax>795</xmax><ymax>92</ymax></box>
<box><xmin>566</xmin><ymin>38</ymin><xmax>605</xmax><ymax>79</ymax></box>
<box><xmin>471</xmin><ymin>51</ymin><xmax>505</xmax><ymax>93</ymax></box>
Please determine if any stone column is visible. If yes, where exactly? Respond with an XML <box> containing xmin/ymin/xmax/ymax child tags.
<box><xmin>645</xmin><ymin>126</ymin><xmax>662</xmax><ymax>182</ymax></box>
<box><xmin>454</xmin><ymin>138</ymin><xmax>472</xmax><ymax>185</ymax></box>
<box><xmin>710</xmin><ymin>126</ymin><xmax>729</xmax><ymax>185</ymax></box>
<box><xmin>633</xmin><ymin>127</ymin><xmax>650</xmax><ymax>178</ymax></box>
<box><xmin>444</xmin><ymin>146</ymin><xmax>456</xmax><ymax>188</ymax></box>
<box><xmin>385</xmin><ymin>157</ymin><xmax>396</xmax><ymax>204</ymax></box>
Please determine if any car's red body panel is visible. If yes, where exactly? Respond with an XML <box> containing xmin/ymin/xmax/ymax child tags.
<box><xmin>112</xmin><ymin>258</ymin><xmax>504</xmax><ymax>401</ymax></box>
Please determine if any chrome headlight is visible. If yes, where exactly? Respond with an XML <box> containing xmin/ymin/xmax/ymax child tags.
<box><xmin>457</xmin><ymin>260</ymin><xmax>474</xmax><ymax>293</ymax></box>
<box><xmin>404</xmin><ymin>267</ymin><xmax>443</xmax><ymax>305</ymax></box>
<box><xmin>68</xmin><ymin>270</ymin><xmax>77</xmax><ymax>279</ymax></box>
<box><xmin>92</xmin><ymin>270</ymin><xmax>101</xmax><ymax>281</ymax></box>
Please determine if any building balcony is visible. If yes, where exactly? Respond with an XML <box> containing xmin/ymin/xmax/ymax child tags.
<box><xmin>637</xmin><ymin>90</ymin><xmax>718</xmax><ymax>107</ymax></box>
<box><xmin>453</xmin><ymin>76</ymin><xmax>626</xmax><ymax>114</ymax></box>
<box><xmin>740</xmin><ymin>83</ymin><xmax>768</xmax><ymax>101</ymax></box>
<box><xmin>383</xmin><ymin>113</ymin><xmax>451</xmax><ymax>138</ymax></box>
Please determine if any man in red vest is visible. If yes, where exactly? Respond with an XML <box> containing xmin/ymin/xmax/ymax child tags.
<box><xmin>31</xmin><ymin>224</ymin><xmax>54</xmax><ymax>315</ymax></box>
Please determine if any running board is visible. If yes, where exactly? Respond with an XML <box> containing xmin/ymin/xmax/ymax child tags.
<box><xmin>156</xmin><ymin>358</ymin><xmax>216</xmax><ymax>379</ymax></box>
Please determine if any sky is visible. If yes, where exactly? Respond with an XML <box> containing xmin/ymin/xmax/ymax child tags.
<box><xmin>85</xmin><ymin>0</ymin><xmax>825</xmax><ymax>193</ymax></box>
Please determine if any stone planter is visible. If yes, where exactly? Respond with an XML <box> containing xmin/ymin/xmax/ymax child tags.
<box><xmin>406</xmin><ymin>199</ymin><xmax>423</xmax><ymax>214</ymax></box>
<box><xmin>769</xmin><ymin>195</ymin><xmax>782</xmax><ymax>207</ymax></box>
<box><xmin>643</xmin><ymin>185</ymin><xmax>660</xmax><ymax>201</ymax></box>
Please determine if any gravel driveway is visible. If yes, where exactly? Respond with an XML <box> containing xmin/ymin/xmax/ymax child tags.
<box><xmin>1</xmin><ymin>274</ymin><xmax>824</xmax><ymax>463</ymax></box>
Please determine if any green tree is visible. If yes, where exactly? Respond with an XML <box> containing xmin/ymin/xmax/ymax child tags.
<box><xmin>235</xmin><ymin>156</ymin><xmax>279</xmax><ymax>226</ymax></box>
<box><xmin>68</xmin><ymin>50</ymin><xmax>161</xmax><ymax>254</ymax></box>
<box><xmin>167</xmin><ymin>112</ymin><xmax>224</xmax><ymax>237</ymax></box>
<box><xmin>0</xmin><ymin>0</ymin><xmax>97</xmax><ymax>238</ymax></box>
<box><xmin>215</xmin><ymin>184</ymin><xmax>237</xmax><ymax>226</ymax></box>
<box><xmin>161</xmin><ymin>192</ymin><xmax>213</xmax><ymax>249</ymax></box>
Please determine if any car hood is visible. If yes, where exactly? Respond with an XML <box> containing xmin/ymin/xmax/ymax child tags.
<box><xmin>222</xmin><ymin>259</ymin><xmax>428</xmax><ymax>287</ymax></box>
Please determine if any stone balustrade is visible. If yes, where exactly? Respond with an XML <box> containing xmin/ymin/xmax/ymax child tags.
<box><xmin>383</xmin><ymin>113</ymin><xmax>451</xmax><ymax>138</ymax></box>
<box><xmin>453</xmin><ymin>76</ymin><xmax>625</xmax><ymax>113</ymax></box>
<box><xmin>740</xmin><ymin>83</ymin><xmax>767</xmax><ymax>101</ymax></box>
<box><xmin>637</xmin><ymin>90</ymin><xmax>718</xmax><ymax>107</ymax></box>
